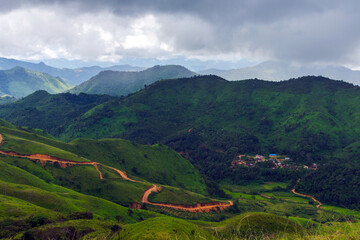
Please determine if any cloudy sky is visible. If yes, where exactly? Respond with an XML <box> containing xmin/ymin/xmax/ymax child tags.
<box><xmin>0</xmin><ymin>0</ymin><xmax>360</xmax><ymax>70</ymax></box>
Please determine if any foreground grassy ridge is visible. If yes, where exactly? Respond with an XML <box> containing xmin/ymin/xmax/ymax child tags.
<box><xmin>0</xmin><ymin>124</ymin><xmax>207</xmax><ymax>194</ymax></box>
<box><xmin>115</xmin><ymin>216</ymin><xmax>216</xmax><ymax>240</ymax></box>
<box><xmin>0</xmin><ymin>178</ymin><xmax>157</xmax><ymax>223</ymax></box>
<box><xmin>12</xmin><ymin>219</ymin><xmax>118</xmax><ymax>240</ymax></box>
<box><xmin>9</xmin><ymin>212</ymin><xmax>360</xmax><ymax>240</ymax></box>
<box><xmin>0</xmin><ymin>155</ymin><xmax>158</xmax><ymax>222</ymax></box>
<box><xmin>0</xmin><ymin>152</ymin><xmax>150</xmax><ymax>206</ymax></box>
<box><xmin>213</xmin><ymin>213</ymin><xmax>305</xmax><ymax>239</ymax></box>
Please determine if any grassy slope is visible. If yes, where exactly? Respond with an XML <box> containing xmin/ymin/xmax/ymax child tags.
<box><xmin>0</xmin><ymin>180</ymin><xmax>153</xmax><ymax>224</ymax></box>
<box><xmin>0</xmin><ymin>124</ymin><xmax>207</xmax><ymax>194</ymax></box>
<box><xmin>148</xmin><ymin>186</ymin><xmax>213</xmax><ymax>205</ymax></box>
<box><xmin>0</xmin><ymin>160</ymin><xmax>158</xmax><ymax>222</ymax></box>
<box><xmin>70</xmin><ymin>138</ymin><xmax>207</xmax><ymax>193</ymax></box>
<box><xmin>115</xmin><ymin>216</ymin><xmax>216</xmax><ymax>240</ymax></box>
<box><xmin>213</xmin><ymin>213</ymin><xmax>305</xmax><ymax>239</ymax></box>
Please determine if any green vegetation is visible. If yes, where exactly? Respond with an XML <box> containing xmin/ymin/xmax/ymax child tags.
<box><xmin>0</xmin><ymin>125</ymin><xmax>207</xmax><ymax>194</ymax></box>
<box><xmin>116</xmin><ymin>216</ymin><xmax>216</xmax><ymax>240</ymax></box>
<box><xmin>0</xmin><ymin>67</ymin><xmax>72</xmax><ymax>98</ymax></box>
<box><xmin>62</xmin><ymin>75</ymin><xmax>360</xmax><ymax>209</ymax></box>
<box><xmin>70</xmin><ymin>65</ymin><xmax>195</xmax><ymax>96</ymax></box>
<box><xmin>0</xmin><ymin>90</ymin><xmax>114</xmax><ymax>135</ymax></box>
<box><xmin>4</xmin><ymin>75</ymin><xmax>360</xmax><ymax>208</ymax></box>
<box><xmin>0</xmin><ymin>164</ymin><xmax>156</xmax><ymax>222</ymax></box>
<box><xmin>3</xmin><ymin>74</ymin><xmax>360</xmax><ymax>239</ymax></box>
<box><xmin>211</xmin><ymin>213</ymin><xmax>305</xmax><ymax>239</ymax></box>
<box><xmin>70</xmin><ymin>138</ymin><xmax>207</xmax><ymax>193</ymax></box>
<box><xmin>148</xmin><ymin>186</ymin><xmax>212</xmax><ymax>205</ymax></box>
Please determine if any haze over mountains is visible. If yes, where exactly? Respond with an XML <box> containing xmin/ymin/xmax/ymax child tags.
<box><xmin>69</xmin><ymin>65</ymin><xmax>196</xmax><ymax>96</ymax></box>
<box><xmin>214</xmin><ymin>61</ymin><xmax>360</xmax><ymax>85</ymax></box>
<box><xmin>0</xmin><ymin>57</ymin><xmax>142</xmax><ymax>85</ymax></box>
<box><xmin>0</xmin><ymin>67</ymin><xmax>72</xmax><ymax>98</ymax></box>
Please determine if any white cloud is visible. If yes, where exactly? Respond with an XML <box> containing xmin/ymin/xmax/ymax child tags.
<box><xmin>0</xmin><ymin>0</ymin><xmax>359</xmax><ymax>68</ymax></box>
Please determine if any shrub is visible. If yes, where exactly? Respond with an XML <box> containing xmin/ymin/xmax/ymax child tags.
<box><xmin>69</xmin><ymin>211</ymin><xmax>93</xmax><ymax>220</ymax></box>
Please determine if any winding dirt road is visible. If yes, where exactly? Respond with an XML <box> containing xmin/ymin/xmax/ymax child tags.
<box><xmin>0</xmin><ymin>133</ymin><xmax>233</xmax><ymax>213</ymax></box>
<box><xmin>292</xmin><ymin>179</ymin><xmax>322</xmax><ymax>208</ymax></box>
<box><xmin>140</xmin><ymin>184</ymin><xmax>233</xmax><ymax>213</ymax></box>
<box><xmin>0</xmin><ymin>134</ymin><xmax>131</xmax><ymax>181</ymax></box>
<box><xmin>291</xmin><ymin>189</ymin><xmax>322</xmax><ymax>208</ymax></box>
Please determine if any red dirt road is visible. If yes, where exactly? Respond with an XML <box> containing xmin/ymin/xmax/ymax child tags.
<box><xmin>0</xmin><ymin>133</ymin><xmax>233</xmax><ymax>212</ymax></box>
<box><xmin>105</xmin><ymin>165</ymin><xmax>138</xmax><ymax>182</ymax></box>
<box><xmin>292</xmin><ymin>188</ymin><xmax>322</xmax><ymax>208</ymax></box>
<box><xmin>141</xmin><ymin>184</ymin><xmax>233</xmax><ymax>213</ymax></box>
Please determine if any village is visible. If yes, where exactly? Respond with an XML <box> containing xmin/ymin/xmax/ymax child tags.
<box><xmin>231</xmin><ymin>154</ymin><xmax>318</xmax><ymax>170</ymax></box>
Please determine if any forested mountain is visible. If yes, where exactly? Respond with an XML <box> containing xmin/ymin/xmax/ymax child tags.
<box><xmin>0</xmin><ymin>67</ymin><xmax>72</xmax><ymax>98</ymax></box>
<box><xmin>216</xmin><ymin>61</ymin><xmax>360</xmax><ymax>86</ymax></box>
<box><xmin>69</xmin><ymin>65</ymin><xmax>196</xmax><ymax>96</ymax></box>
<box><xmin>62</xmin><ymin>75</ymin><xmax>360</xmax><ymax>160</ymax></box>
<box><xmin>0</xmin><ymin>57</ymin><xmax>142</xmax><ymax>85</ymax></box>
<box><xmin>0</xmin><ymin>90</ymin><xmax>114</xmax><ymax>135</ymax></box>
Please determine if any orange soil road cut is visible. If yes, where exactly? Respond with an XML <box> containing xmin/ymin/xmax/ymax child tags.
<box><xmin>0</xmin><ymin>133</ymin><xmax>233</xmax><ymax>213</ymax></box>
<box><xmin>292</xmin><ymin>188</ymin><xmax>322</xmax><ymax>208</ymax></box>
<box><xmin>141</xmin><ymin>185</ymin><xmax>233</xmax><ymax>213</ymax></box>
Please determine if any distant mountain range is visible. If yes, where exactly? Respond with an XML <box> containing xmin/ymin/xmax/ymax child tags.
<box><xmin>0</xmin><ymin>57</ymin><xmax>142</xmax><ymax>85</ymax></box>
<box><xmin>69</xmin><ymin>65</ymin><xmax>196</xmax><ymax>96</ymax></box>
<box><xmin>0</xmin><ymin>67</ymin><xmax>72</xmax><ymax>98</ymax></box>
<box><xmin>208</xmin><ymin>61</ymin><xmax>360</xmax><ymax>86</ymax></box>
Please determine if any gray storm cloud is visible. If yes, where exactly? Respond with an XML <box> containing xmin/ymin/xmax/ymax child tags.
<box><xmin>0</xmin><ymin>0</ymin><xmax>359</xmax><ymax>66</ymax></box>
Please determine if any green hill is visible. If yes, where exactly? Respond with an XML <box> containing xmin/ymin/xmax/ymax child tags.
<box><xmin>0</xmin><ymin>123</ymin><xmax>207</xmax><ymax>197</ymax></box>
<box><xmin>69</xmin><ymin>65</ymin><xmax>195</xmax><ymax>96</ymax></box>
<box><xmin>60</xmin><ymin>75</ymin><xmax>360</xmax><ymax>162</ymax></box>
<box><xmin>0</xmin><ymin>67</ymin><xmax>73</xmax><ymax>98</ymax></box>
<box><xmin>0</xmin><ymin>90</ymin><xmax>114</xmax><ymax>135</ymax></box>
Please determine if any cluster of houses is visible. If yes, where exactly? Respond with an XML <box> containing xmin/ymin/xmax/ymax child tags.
<box><xmin>231</xmin><ymin>154</ymin><xmax>318</xmax><ymax>170</ymax></box>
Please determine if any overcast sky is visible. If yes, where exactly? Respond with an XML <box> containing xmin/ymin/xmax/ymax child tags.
<box><xmin>0</xmin><ymin>0</ymin><xmax>359</xmax><ymax>69</ymax></box>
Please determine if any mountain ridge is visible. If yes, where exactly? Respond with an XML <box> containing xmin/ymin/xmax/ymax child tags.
<box><xmin>69</xmin><ymin>64</ymin><xmax>196</xmax><ymax>96</ymax></box>
<box><xmin>213</xmin><ymin>61</ymin><xmax>360</xmax><ymax>86</ymax></box>
<box><xmin>0</xmin><ymin>57</ymin><xmax>142</xmax><ymax>85</ymax></box>
<box><xmin>0</xmin><ymin>66</ymin><xmax>73</xmax><ymax>98</ymax></box>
